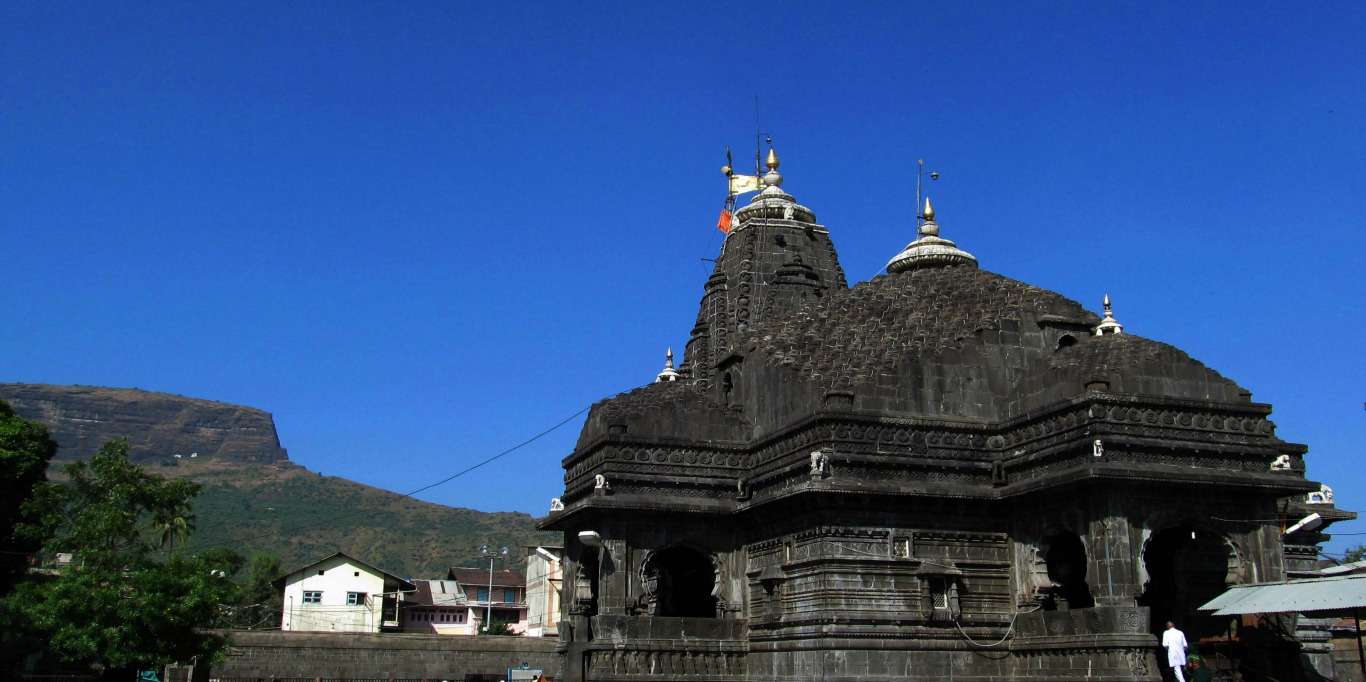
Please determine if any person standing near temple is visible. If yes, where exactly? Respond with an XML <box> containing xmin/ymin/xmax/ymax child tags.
<box><xmin>1161</xmin><ymin>621</ymin><xmax>1190</xmax><ymax>682</ymax></box>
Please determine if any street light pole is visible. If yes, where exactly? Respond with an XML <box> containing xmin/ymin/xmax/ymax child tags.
<box><xmin>481</xmin><ymin>545</ymin><xmax>508</xmax><ymax>633</ymax></box>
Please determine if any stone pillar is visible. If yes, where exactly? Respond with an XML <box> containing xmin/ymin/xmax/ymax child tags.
<box><xmin>599</xmin><ymin>538</ymin><xmax>629</xmax><ymax>615</ymax></box>
<box><xmin>1092</xmin><ymin>509</ymin><xmax>1137</xmax><ymax>606</ymax></box>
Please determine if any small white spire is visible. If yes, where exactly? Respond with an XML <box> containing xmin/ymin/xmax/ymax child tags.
<box><xmin>655</xmin><ymin>347</ymin><xmax>681</xmax><ymax>382</ymax></box>
<box><xmin>1094</xmin><ymin>294</ymin><xmax>1124</xmax><ymax>336</ymax></box>
<box><xmin>886</xmin><ymin>196</ymin><xmax>977</xmax><ymax>273</ymax></box>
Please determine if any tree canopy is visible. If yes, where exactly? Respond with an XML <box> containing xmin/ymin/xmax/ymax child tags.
<box><xmin>0</xmin><ymin>400</ymin><xmax>58</xmax><ymax>594</ymax></box>
<box><xmin>3</xmin><ymin>439</ymin><xmax>243</xmax><ymax>680</ymax></box>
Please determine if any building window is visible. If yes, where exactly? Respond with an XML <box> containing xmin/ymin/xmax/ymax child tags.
<box><xmin>504</xmin><ymin>588</ymin><xmax>517</xmax><ymax>603</ymax></box>
<box><xmin>456</xmin><ymin>612</ymin><xmax>465</xmax><ymax>623</ymax></box>
<box><xmin>477</xmin><ymin>587</ymin><xmax>489</xmax><ymax>602</ymax></box>
<box><xmin>302</xmin><ymin>591</ymin><xmax>322</xmax><ymax>604</ymax></box>
<box><xmin>929</xmin><ymin>578</ymin><xmax>949</xmax><ymax>609</ymax></box>
<box><xmin>346</xmin><ymin>592</ymin><xmax>366</xmax><ymax>606</ymax></box>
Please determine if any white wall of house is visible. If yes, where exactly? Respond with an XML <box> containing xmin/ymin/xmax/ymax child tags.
<box><xmin>281</xmin><ymin>555</ymin><xmax>386</xmax><ymax>632</ymax></box>
<box><xmin>525</xmin><ymin>548</ymin><xmax>562</xmax><ymax>637</ymax></box>
<box><xmin>400</xmin><ymin>605</ymin><xmax>478</xmax><ymax>635</ymax></box>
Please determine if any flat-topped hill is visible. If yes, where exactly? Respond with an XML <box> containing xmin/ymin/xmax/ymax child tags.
<box><xmin>0</xmin><ymin>383</ymin><xmax>289</xmax><ymax>464</ymax></box>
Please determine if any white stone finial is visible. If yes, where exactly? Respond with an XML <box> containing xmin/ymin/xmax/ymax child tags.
<box><xmin>763</xmin><ymin>145</ymin><xmax>783</xmax><ymax>188</ymax></box>
<box><xmin>1094</xmin><ymin>294</ymin><xmax>1124</xmax><ymax>336</ymax></box>
<box><xmin>655</xmin><ymin>347</ymin><xmax>681</xmax><ymax>382</ymax></box>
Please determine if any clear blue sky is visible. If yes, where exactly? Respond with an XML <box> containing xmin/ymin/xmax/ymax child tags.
<box><xmin>4</xmin><ymin>2</ymin><xmax>1364</xmax><ymax>554</ymax></box>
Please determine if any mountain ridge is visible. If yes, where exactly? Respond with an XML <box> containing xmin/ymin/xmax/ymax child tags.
<box><xmin>0</xmin><ymin>383</ymin><xmax>553</xmax><ymax>578</ymax></box>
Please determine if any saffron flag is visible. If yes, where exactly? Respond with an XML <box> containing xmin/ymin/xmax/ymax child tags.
<box><xmin>716</xmin><ymin>208</ymin><xmax>733</xmax><ymax>234</ymax></box>
<box><xmin>728</xmin><ymin>174</ymin><xmax>762</xmax><ymax>196</ymax></box>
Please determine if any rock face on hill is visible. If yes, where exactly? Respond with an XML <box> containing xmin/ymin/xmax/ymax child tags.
<box><xmin>0</xmin><ymin>384</ymin><xmax>289</xmax><ymax>464</ymax></box>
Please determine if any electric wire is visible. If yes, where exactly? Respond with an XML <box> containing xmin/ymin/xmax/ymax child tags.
<box><xmin>953</xmin><ymin>606</ymin><xmax>1041</xmax><ymax>648</ymax></box>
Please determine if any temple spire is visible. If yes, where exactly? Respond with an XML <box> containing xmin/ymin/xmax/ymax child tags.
<box><xmin>655</xmin><ymin>347</ymin><xmax>681</xmax><ymax>382</ymax></box>
<box><xmin>886</xmin><ymin>196</ymin><xmax>978</xmax><ymax>273</ymax></box>
<box><xmin>1094</xmin><ymin>294</ymin><xmax>1124</xmax><ymax>336</ymax></box>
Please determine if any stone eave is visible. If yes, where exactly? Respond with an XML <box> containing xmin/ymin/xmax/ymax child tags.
<box><xmin>556</xmin><ymin>391</ymin><xmax>1299</xmax><ymax>516</ymax></box>
<box><xmin>732</xmin><ymin>462</ymin><xmax>1317</xmax><ymax>513</ymax></box>
<box><xmin>538</xmin><ymin>494</ymin><xmax>735</xmax><ymax>531</ymax></box>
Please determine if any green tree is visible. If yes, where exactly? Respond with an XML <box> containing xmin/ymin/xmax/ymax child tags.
<box><xmin>1345</xmin><ymin>545</ymin><xmax>1366</xmax><ymax>563</ymax></box>
<box><xmin>4</xmin><ymin>439</ymin><xmax>242</xmax><ymax>680</ymax></box>
<box><xmin>233</xmin><ymin>553</ymin><xmax>283</xmax><ymax>629</ymax></box>
<box><xmin>0</xmin><ymin>401</ymin><xmax>58</xmax><ymax>595</ymax></box>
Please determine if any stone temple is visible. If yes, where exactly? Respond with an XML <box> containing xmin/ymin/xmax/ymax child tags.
<box><xmin>542</xmin><ymin>148</ymin><xmax>1352</xmax><ymax>681</ymax></box>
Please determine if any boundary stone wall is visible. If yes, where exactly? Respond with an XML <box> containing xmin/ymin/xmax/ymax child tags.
<box><xmin>209</xmin><ymin>630</ymin><xmax>561</xmax><ymax>681</ymax></box>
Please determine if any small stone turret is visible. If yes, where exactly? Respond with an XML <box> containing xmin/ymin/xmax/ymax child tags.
<box><xmin>886</xmin><ymin>197</ymin><xmax>978</xmax><ymax>273</ymax></box>
<box><xmin>1093</xmin><ymin>294</ymin><xmax>1124</xmax><ymax>336</ymax></box>
<box><xmin>655</xmin><ymin>348</ymin><xmax>681</xmax><ymax>382</ymax></box>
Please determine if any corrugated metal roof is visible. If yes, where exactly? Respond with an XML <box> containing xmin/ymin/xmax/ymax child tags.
<box><xmin>1199</xmin><ymin>574</ymin><xmax>1366</xmax><ymax>616</ymax></box>
<box><xmin>406</xmin><ymin>579</ymin><xmax>468</xmax><ymax>607</ymax></box>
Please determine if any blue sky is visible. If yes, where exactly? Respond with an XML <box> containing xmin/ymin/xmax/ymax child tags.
<box><xmin>4</xmin><ymin>2</ymin><xmax>1364</xmax><ymax>554</ymax></box>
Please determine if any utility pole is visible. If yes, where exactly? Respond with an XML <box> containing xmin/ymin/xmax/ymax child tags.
<box><xmin>481</xmin><ymin>544</ymin><xmax>508</xmax><ymax>633</ymax></box>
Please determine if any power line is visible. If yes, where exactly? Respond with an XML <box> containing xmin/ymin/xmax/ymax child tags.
<box><xmin>403</xmin><ymin>406</ymin><xmax>588</xmax><ymax>498</ymax></box>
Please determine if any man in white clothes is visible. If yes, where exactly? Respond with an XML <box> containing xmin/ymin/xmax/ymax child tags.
<box><xmin>1161</xmin><ymin>621</ymin><xmax>1189</xmax><ymax>682</ymax></box>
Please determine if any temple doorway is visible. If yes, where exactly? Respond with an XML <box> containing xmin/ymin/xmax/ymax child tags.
<box><xmin>1138</xmin><ymin>525</ymin><xmax>1234</xmax><ymax>639</ymax></box>
<box><xmin>651</xmin><ymin>546</ymin><xmax>717</xmax><ymax>617</ymax></box>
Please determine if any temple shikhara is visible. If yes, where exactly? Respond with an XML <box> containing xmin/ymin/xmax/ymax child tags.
<box><xmin>542</xmin><ymin>146</ymin><xmax>1352</xmax><ymax>681</ymax></box>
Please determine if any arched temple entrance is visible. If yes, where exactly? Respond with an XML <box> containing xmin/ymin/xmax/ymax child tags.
<box><xmin>1138</xmin><ymin>525</ymin><xmax>1236</xmax><ymax>638</ymax></box>
<box><xmin>645</xmin><ymin>546</ymin><xmax>718</xmax><ymax>618</ymax></box>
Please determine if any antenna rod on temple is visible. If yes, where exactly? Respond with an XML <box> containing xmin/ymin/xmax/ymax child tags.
<box><xmin>753</xmin><ymin>95</ymin><xmax>762</xmax><ymax>178</ymax></box>
<box><xmin>916</xmin><ymin>159</ymin><xmax>925</xmax><ymax>225</ymax></box>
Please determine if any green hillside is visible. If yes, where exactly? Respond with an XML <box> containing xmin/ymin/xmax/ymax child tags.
<box><xmin>0</xmin><ymin>385</ymin><xmax>559</xmax><ymax>579</ymax></box>
<box><xmin>169</xmin><ymin>460</ymin><xmax>557</xmax><ymax>579</ymax></box>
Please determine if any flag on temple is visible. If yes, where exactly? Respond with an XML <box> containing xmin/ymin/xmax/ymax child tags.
<box><xmin>716</xmin><ymin>208</ymin><xmax>733</xmax><ymax>234</ymax></box>
<box><xmin>728</xmin><ymin>174</ymin><xmax>762</xmax><ymax>196</ymax></box>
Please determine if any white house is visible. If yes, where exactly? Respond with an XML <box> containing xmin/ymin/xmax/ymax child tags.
<box><xmin>277</xmin><ymin>552</ymin><xmax>414</xmax><ymax>633</ymax></box>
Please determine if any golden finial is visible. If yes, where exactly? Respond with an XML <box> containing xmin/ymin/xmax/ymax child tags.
<box><xmin>922</xmin><ymin>196</ymin><xmax>935</xmax><ymax>221</ymax></box>
<box><xmin>766</xmin><ymin>147</ymin><xmax>780</xmax><ymax>171</ymax></box>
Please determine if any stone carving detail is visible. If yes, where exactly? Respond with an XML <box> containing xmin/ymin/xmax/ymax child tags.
<box><xmin>549</xmin><ymin>497</ymin><xmax>565</xmax><ymax>511</ymax></box>
<box><xmin>809</xmin><ymin>449</ymin><xmax>830</xmax><ymax>478</ymax></box>
<box><xmin>1124</xmin><ymin>649</ymin><xmax>1150</xmax><ymax>676</ymax></box>
<box><xmin>594</xmin><ymin>474</ymin><xmax>611</xmax><ymax>493</ymax></box>
<box><xmin>1271</xmin><ymin>454</ymin><xmax>1292</xmax><ymax>471</ymax></box>
<box><xmin>636</xmin><ymin>550</ymin><xmax>659</xmax><ymax>614</ymax></box>
<box><xmin>586</xmin><ymin>650</ymin><xmax>744</xmax><ymax>677</ymax></box>
<box><xmin>1307</xmin><ymin>483</ymin><xmax>1334</xmax><ymax>504</ymax></box>
<box><xmin>1092</xmin><ymin>438</ymin><xmax>1104</xmax><ymax>458</ymax></box>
